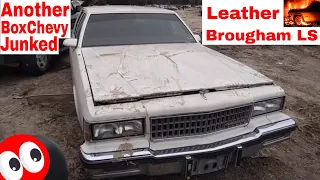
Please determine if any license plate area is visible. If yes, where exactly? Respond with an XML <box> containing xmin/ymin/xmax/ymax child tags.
<box><xmin>182</xmin><ymin>146</ymin><xmax>242</xmax><ymax>179</ymax></box>
<box><xmin>183</xmin><ymin>147</ymin><xmax>238</xmax><ymax>179</ymax></box>
<box><xmin>191</xmin><ymin>153</ymin><xmax>231</xmax><ymax>176</ymax></box>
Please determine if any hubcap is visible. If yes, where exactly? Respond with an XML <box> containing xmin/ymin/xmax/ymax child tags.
<box><xmin>36</xmin><ymin>55</ymin><xmax>48</xmax><ymax>71</ymax></box>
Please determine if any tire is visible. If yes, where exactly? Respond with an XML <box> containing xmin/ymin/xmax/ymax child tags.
<box><xmin>21</xmin><ymin>55</ymin><xmax>52</xmax><ymax>76</ymax></box>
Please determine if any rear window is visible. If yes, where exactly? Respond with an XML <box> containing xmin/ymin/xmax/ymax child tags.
<box><xmin>82</xmin><ymin>13</ymin><xmax>196</xmax><ymax>47</ymax></box>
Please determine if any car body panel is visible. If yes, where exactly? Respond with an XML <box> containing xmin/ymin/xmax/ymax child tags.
<box><xmin>70</xmin><ymin>6</ymin><xmax>280</xmax><ymax>125</ymax></box>
<box><xmin>67</xmin><ymin>5</ymin><xmax>296</xmax><ymax>179</ymax></box>
<box><xmin>81</xmin><ymin>44</ymin><xmax>273</xmax><ymax>104</ymax></box>
<box><xmin>80</xmin><ymin>84</ymin><xmax>286</xmax><ymax>154</ymax></box>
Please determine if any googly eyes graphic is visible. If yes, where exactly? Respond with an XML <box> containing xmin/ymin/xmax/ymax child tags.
<box><xmin>19</xmin><ymin>142</ymin><xmax>45</xmax><ymax>174</ymax></box>
<box><xmin>0</xmin><ymin>151</ymin><xmax>23</xmax><ymax>180</ymax></box>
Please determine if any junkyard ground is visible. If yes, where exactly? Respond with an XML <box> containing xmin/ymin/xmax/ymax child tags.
<box><xmin>0</xmin><ymin>8</ymin><xmax>319</xmax><ymax>180</ymax></box>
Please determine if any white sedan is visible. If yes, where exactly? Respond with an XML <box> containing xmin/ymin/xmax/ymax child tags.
<box><xmin>64</xmin><ymin>5</ymin><xmax>296</xmax><ymax>179</ymax></box>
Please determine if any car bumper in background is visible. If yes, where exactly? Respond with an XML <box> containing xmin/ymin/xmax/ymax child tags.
<box><xmin>80</xmin><ymin>119</ymin><xmax>296</xmax><ymax>179</ymax></box>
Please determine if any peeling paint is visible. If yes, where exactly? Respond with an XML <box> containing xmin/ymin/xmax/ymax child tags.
<box><xmin>232</xmin><ymin>90</ymin><xmax>247</xmax><ymax>97</ymax></box>
<box><xmin>126</xmin><ymin>104</ymin><xmax>141</xmax><ymax>112</ymax></box>
<box><xmin>81</xmin><ymin>43</ymin><xmax>273</xmax><ymax>104</ymax></box>
<box><xmin>117</xmin><ymin>50</ymin><xmax>128</xmax><ymax>77</ymax></box>
<box><xmin>113</xmin><ymin>143</ymin><xmax>134</xmax><ymax>160</ymax></box>
<box><xmin>110</xmin><ymin>85</ymin><xmax>128</xmax><ymax>98</ymax></box>
<box><xmin>106</xmin><ymin>72</ymin><xmax>118</xmax><ymax>78</ymax></box>
<box><xmin>143</xmin><ymin>95</ymin><xmax>186</xmax><ymax>108</ymax></box>
<box><xmin>166</xmin><ymin>50</ymin><xmax>197</xmax><ymax>58</ymax></box>
<box><xmin>161</xmin><ymin>52</ymin><xmax>179</xmax><ymax>72</ymax></box>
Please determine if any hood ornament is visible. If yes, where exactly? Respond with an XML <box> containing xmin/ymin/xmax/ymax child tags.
<box><xmin>199</xmin><ymin>89</ymin><xmax>209</xmax><ymax>100</ymax></box>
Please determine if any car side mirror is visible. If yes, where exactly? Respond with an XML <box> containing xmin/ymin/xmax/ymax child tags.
<box><xmin>194</xmin><ymin>34</ymin><xmax>201</xmax><ymax>43</ymax></box>
<box><xmin>63</xmin><ymin>38</ymin><xmax>77</xmax><ymax>47</ymax></box>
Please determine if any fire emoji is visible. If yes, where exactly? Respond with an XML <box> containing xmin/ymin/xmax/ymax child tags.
<box><xmin>284</xmin><ymin>0</ymin><xmax>314</xmax><ymax>16</ymax></box>
<box><xmin>284</xmin><ymin>0</ymin><xmax>320</xmax><ymax>26</ymax></box>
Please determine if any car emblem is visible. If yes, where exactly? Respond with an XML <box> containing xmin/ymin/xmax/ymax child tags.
<box><xmin>199</xmin><ymin>89</ymin><xmax>209</xmax><ymax>100</ymax></box>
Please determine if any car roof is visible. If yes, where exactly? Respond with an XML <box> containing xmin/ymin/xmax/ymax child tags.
<box><xmin>83</xmin><ymin>5</ymin><xmax>176</xmax><ymax>14</ymax></box>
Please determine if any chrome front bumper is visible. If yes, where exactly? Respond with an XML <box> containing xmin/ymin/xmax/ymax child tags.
<box><xmin>80</xmin><ymin>119</ymin><xmax>296</xmax><ymax>179</ymax></box>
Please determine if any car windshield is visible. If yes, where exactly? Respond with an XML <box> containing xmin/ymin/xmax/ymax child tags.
<box><xmin>82</xmin><ymin>13</ymin><xmax>197</xmax><ymax>47</ymax></box>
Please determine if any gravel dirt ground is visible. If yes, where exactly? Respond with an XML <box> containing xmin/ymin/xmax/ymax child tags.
<box><xmin>0</xmin><ymin>8</ymin><xmax>320</xmax><ymax>180</ymax></box>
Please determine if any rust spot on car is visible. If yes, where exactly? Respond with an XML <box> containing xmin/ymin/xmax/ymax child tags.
<box><xmin>114</xmin><ymin>143</ymin><xmax>134</xmax><ymax>160</ymax></box>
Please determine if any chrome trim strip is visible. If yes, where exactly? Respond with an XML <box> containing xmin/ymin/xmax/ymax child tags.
<box><xmin>262</xmin><ymin>135</ymin><xmax>291</xmax><ymax>147</ymax></box>
<box><xmin>90</xmin><ymin>169</ymin><xmax>142</xmax><ymax>179</ymax></box>
<box><xmin>81</xmin><ymin>119</ymin><xmax>296</xmax><ymax>162</ymax></box>
<box><xmin>83</xmin><ymin>150</ymin><xmax>153</xmax><ymax>162</ymax></box>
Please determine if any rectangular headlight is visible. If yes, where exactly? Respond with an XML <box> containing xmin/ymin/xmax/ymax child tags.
<box><xmin>92</xmin><ymin>119</ymin><xmax>144</xmax><ymax>140</ymax></box>
<box><xmin>253</xmin><ymin>97</ymin><xmax>285</xmax><ymax>116</ymax></box>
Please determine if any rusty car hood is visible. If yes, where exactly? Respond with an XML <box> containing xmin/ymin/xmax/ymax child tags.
<box><xmin>81</xmin><ymin>43</ymin><xmax>273</xmax><ymax>105</ymax></box>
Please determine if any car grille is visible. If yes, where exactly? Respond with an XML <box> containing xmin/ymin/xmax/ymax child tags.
<box><xmin>150</xmin><ymin>105</ymin><xmax>253</xmax><ymax>140</ymax></box>
<box><xmin>153</xmin><ymin>135</ymin><xmax>244</xmax><ymax>155</ymax></box>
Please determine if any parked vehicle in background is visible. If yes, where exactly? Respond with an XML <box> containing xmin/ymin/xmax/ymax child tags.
<box><xmin>288</xmin><ymin>1</ymin><xmax>320</xmax><ymax>26</ymax></box>
<box><xmin>0</xmin><ymin>1</ymin><xmax>81</xmax><ymax>76</ymax></box>
<box><xmin>0</xmin><ymin>54</ymin><xmax>52</xmax><ymax>76</ymax></box>
<box><xmin>64</xmin><ymin>5</ymin><xmax>296</xmax><ymax>180</ymax></box>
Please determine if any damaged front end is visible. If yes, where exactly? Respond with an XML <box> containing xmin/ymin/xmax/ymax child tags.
<box><xmin>81</xmin><ymin>119</ymin><xmax>296</xmax><ymax>179</ymax></box>
<box><xmin>80</xmin><ymin>85</ymin><xmax>296</xmax><ymax>179</ymax></box>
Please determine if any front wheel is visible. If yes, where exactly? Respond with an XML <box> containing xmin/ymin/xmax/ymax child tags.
<box><xmin>21</xmin><ymin>55</ymin><xmax>52</xmax><ymax>76</ymax></box>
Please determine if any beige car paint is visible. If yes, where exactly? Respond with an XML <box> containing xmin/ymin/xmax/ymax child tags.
<box><xmin>67</xmin><ymin>6</ymin><xmax>289</xmax><ymax>156</ymax></box>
